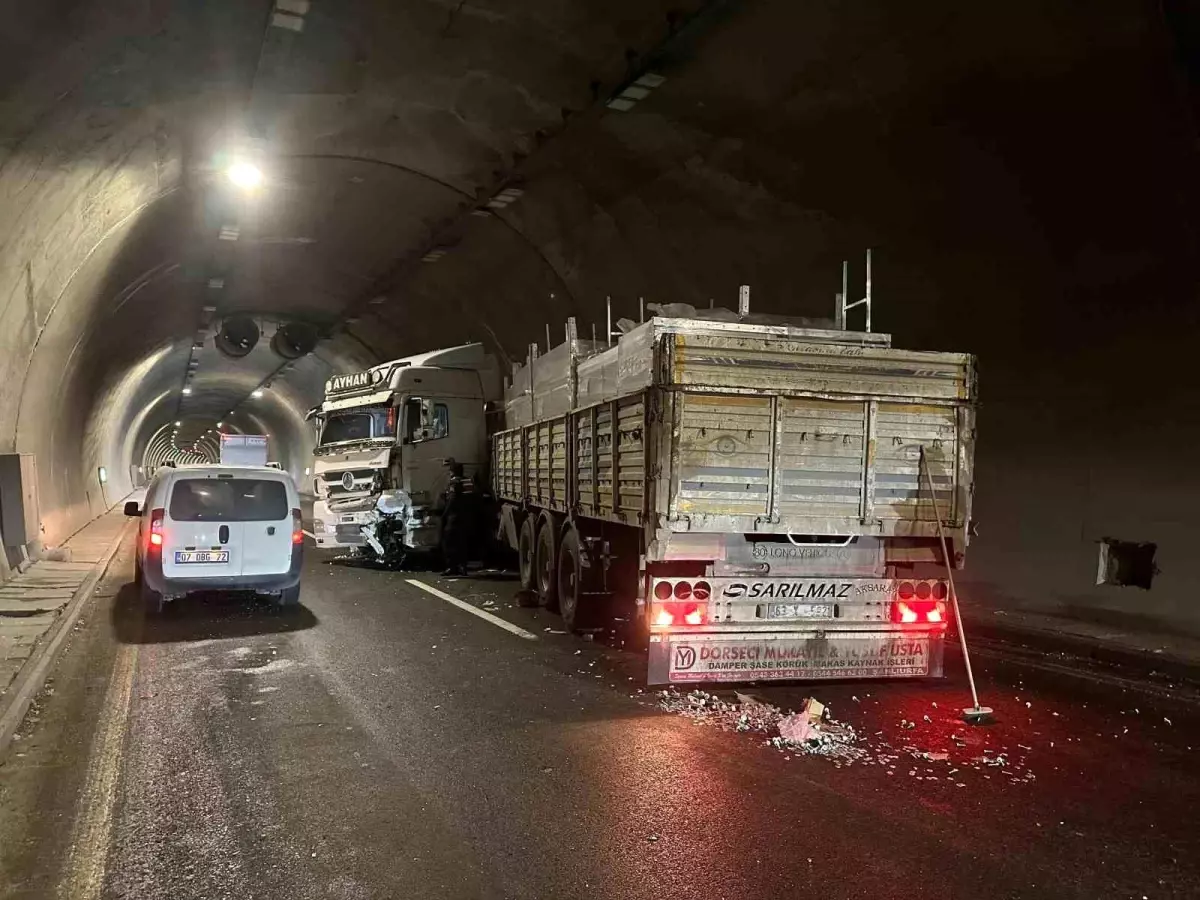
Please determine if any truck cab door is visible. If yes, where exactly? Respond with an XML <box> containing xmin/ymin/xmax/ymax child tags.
<box><xmin>402</xmin><ymin>397</ymin><xmax>453</xmax><ymax>503</ymax></box>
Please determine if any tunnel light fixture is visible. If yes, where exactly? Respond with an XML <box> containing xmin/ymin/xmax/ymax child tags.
<box><xmin>219</xmin><ymin>224</ymin><xmax>241</xmax><ymax>241</ymax></box>
<box><xmin>485</xmin><ymin>188</ymin><xmax>524</xmax><ymax>211</ymax></box>
<box><xmin>226</xmin><ymin>161</ymin><xmax>263</xmax><ymax>191</ymax></box>
<box><xmin>217</xmin><ymin>421</ymin><xmax>224</xmax><ymax>427</ymax></box>
<box><xmin>606</xmin><ymin>72</ymin><xmax>667</xmax><ymax>112</ymax></box>
<box><xmin>182</xmin><ymin>387</ymin><xmax>192</xmax><ymax>395</ymax></box>
<box><xmin>368</xmin><ymin>295</ymin><xmax>387</xmax><ymax>305</ymax></box>
<box><xmin>421</xmin><ymin>248</ymin><xmax>448</xmax><ymax>263</ymax></box>
<box><xmin>174</xmin><ymin>421</ymin><xmax>182</xmax><ymax>426</ymax></box>
<box><xmin>252</xmin><ymin>389</ymin><xmax>264</xmax><ymax>398</ymax></box>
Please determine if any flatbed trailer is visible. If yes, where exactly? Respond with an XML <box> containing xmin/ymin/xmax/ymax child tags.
<box><xmin>492</xmin><ymin>312</ymin><xmax>977</xmax><ymax>685</ymax></box>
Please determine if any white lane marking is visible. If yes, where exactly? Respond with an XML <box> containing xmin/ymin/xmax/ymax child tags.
<box><xmin>60</xmin><ymin>642</ymin><xmax>138</xmax><ymax>900</ymax></box>
<box><xmin>406</xmin><ymin>579</ymin><xmax>538</xmax><ymax>641</ymax></box>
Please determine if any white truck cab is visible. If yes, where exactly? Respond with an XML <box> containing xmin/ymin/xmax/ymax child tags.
<box><xmin>310</xmin><ymin>343</ymin><xmax>499</xmax><ymax>552</ymax></box>
<box><xmin>125</xmin><ymin>464</ymin><xmax>304</xmax><ymax>612</ymax></box>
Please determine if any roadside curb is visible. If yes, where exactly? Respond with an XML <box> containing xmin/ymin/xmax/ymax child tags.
<box><xmin>0</xmin><ymin>519</ymin><xmax>131</xmax><ymax>759</ymax></box>
<box><xmin>966</xmin><ymin>616</ymin><xmax>1200</xmax><ymax>686</ymax></box>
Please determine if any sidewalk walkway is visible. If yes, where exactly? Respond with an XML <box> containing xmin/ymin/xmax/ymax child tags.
<box><xmin>0</xmin><ymin>508</ymin><xmax>130</xmax><ymax>697</ymax></box>
<box><xmin>963</xmin><ymin>602</ymin><xmax>1200</xmax><ymax>680</ymax></box>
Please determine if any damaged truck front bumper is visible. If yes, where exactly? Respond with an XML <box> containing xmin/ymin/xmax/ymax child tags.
<box><xmin>647</xmin><ymin>628</ymin><xmax>946</xmax><ymax>686</ymax></box>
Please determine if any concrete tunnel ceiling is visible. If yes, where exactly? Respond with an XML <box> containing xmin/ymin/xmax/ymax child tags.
<box><xmin>0</xmin><ymin>1</ymin><xmax>1197</xmax><ymax>622</ymax></box>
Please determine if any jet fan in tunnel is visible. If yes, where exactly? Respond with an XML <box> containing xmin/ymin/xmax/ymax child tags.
<box><xmin>271</xmin><ymin>321</ymin><xmax>319</xmax><ymax>360</ymax></box>
<box><xmin>215</xmin><ymin>316</ymin><xmax>260</xmax><ymax>358</ymax></box>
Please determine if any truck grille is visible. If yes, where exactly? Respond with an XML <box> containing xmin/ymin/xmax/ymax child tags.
<box><xmin>321</xmin><ymin>469</ymin><xmax>377</xmax><ymax>498</ymax></box>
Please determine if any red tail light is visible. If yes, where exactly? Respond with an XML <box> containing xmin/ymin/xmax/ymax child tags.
<box><xmin>148</xmin><ymin>508</ymin><xmax>165</xmax><ymax>551</ymax></box>
<box><xmin>291</xmin><ymin>508</ymin><xmax>304</xmax><ymax>544</ymax></box>
<box><xmin>891</xmin><ymin>598</ymin><xmax>948</xmax><ymax>626</ymax></box>
<box><xmin>651</xmin><ymin>601</ymin><xmax>708</xmax><ymax>627</ymax></box>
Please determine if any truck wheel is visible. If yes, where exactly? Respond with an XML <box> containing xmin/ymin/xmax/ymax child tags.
<box><xmin>518</xmin><ymin>517</ymin><xmax>537</xmax><ymax>592</ymax></box>
<box><xmin>140</xmin><ymin>579</ymin><xmax>164</xmax><ymax>615</ymax></box>
<box><xmin>535</xmin><ymin>520</ymin><xmax>559</xmax><ymax>612</ymax></box>
<box><xmin>557</xmin><ymin>529</ymin><xmax>595</xmax><ymax>633</ymax></box>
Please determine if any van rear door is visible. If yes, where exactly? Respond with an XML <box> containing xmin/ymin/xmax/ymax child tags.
<box><xmin>162</xmin><ymin>476</ymin><xmax>245</xmax><ymax>579</ymax></box>
<box><xmin>236</xmin><ymin>478</ymin><xmax>295</xmax><ymax>577</ymax></box>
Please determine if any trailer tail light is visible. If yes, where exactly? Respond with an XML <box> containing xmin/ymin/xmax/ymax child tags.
<box><xmin>650</xmin><ymin>601</ymin><xmax>709</xmax><ymax>627</ymax></box>
<box><xmin>673</xmin><ymin>581</ymin><xmax>692</xmax><ymax>600</ymax></box>
<box><xmin>653</xmin><ymin>580</ymin><xmax>673</xmax><ymax>601</ymax></box>
<box><xmin>891</xmin><ymin>599</ymin><xmax>947</xmax><ymax>626</ymax></box>
<box><xmin>148</xmin><ymin>508</ymin><xmax>165</xmax><ymax>550</ymax></box>
<box><xmin>292</xmin><ymin>508</ymin><xmax>304</xmax><ymax>545</ymax></box>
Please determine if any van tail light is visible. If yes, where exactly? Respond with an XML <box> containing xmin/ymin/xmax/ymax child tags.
<box><xmin>292</xmin><ymin>508</ymin><xmax>304</xmax><ymax>545</ymax></box>
<box><xmin>148</xmin><ymin>508</ymin><xmax>165</xmax><ymax>551</ymax></box>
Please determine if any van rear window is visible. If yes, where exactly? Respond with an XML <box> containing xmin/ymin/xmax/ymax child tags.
<box><xmin>168</xmin><ymin>479</ymin><xmax>288</xmax><ymax>522</ymax></box>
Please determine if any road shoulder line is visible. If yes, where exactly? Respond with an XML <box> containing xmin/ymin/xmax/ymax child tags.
<box><xmin>406</xmin><ymin>579</ymin><xmax>539</xmax><ymax>641</ymax></box>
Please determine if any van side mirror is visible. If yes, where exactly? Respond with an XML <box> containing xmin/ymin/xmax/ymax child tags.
<box><xmin>123</xmin><ymin>501</ymin><xmax>141</xmax><ymax>517</ymax></box>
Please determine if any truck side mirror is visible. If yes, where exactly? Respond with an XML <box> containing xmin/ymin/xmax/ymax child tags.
<box><xmin>123</xmin><ymin>501</ymin><xmax>141</xmax><ymax>517</ymax></box>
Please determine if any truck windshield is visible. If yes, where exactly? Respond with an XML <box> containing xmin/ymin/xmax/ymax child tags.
<box><xmin>319</xmin><ymin>406</ymin><xmax>397</xmax><ymax>445</ymax></box>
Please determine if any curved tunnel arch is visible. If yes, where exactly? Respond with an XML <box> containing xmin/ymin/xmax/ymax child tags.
<box><xmin>0</xmin><ymin>0</ymin><xmax>1193</xmax><ymax>637</ymax></box>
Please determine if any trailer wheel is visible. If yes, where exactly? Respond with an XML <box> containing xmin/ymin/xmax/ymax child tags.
<box><xmin>535</xmin><ymin>519</ymin><xmax>560</xmax><ymax>612</ymax></box>
<box><xmin>557</xmin><ymin>528</ymin><xmax>595</xmax><ymax>633</ymax></box>
<box><xmin>516</xmin><ymin>517</ymin><xmax>539</xmax><ymax>606</ymax></box>
<box><xmin>518</xmin><ymin>517</ymin><xmax>537</xmax><ymax>591</ymax></box>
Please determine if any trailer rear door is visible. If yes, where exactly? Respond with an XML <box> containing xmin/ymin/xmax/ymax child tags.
<box><xmin>664</xmin><ymin>332</ymin><xmax>974</xmax><ymax>539</ymax></box>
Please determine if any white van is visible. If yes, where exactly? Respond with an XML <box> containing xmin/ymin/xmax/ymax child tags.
<box><xmin>125</xmin><ymin>465</ymin><xmax>304</xmax><ymax>611</ymax></box>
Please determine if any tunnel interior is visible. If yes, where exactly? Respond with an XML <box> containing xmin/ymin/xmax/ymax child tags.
<box><xmin>0</xmin><ymin>0</ymin><xmax>1196</xmax><ymax>629</ymax></box>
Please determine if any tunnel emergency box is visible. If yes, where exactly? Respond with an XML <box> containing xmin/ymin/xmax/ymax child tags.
<box><xmin>220</xmin><ymin>435</ymin><xmax>269</xmax><ymax>468</ymax></box>
<box><xmin>0</xmin><ymin>453</ymin><xmax>41</xmax><ymax>568</ymax></box>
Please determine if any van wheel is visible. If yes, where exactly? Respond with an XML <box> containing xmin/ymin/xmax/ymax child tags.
<box><xmin>140</xmin><ymin>579</ymin><xmax>164</xmax><ymax>615</ymax></box>
<box><xmin>517</xmin><ymin>517</ymin><xmax>537</xmax><ymax>592</ymax></box>
<box><xmin>558</xmin><ymin>529</ymin><xmax>598</xmax><ymax>633</ymax></box>
<box><xmin>535</xmin><ymin>520</ymin><xmax>559</xmax><ymax>612</ymax></box>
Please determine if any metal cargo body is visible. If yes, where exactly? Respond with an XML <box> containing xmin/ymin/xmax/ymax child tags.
<box><xmin>493</xmin><ymin>317</ymin><xmax>976</xmax><ymax>554</ymax></box>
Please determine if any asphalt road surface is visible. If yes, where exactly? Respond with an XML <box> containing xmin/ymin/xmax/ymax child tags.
<box><xmin>1</xmin><ymin>534</ymin><xmax>1197</xmax><ymax>900</ymax></box>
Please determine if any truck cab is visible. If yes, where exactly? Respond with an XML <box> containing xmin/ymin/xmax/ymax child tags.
<box><xmin>310</xmin><ymin>344</ymin><xmax>498</xmax><ymax>552</ymax></box>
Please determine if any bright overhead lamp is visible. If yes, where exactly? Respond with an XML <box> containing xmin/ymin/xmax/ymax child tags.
<box><xmin>175</xmin><ymin>420</ymin><xmax>182</xmax><ymax>426</ymax></box>
<box><xmin>226</xmin><ymin>161</ymin><xmax>263</xmax><ymax>190</ymax></box>
<box><xmin>252</xmin><ymin>389</ymin><xmax>264</xmax><ymax>398</ymax></box>
<box><xmin>182</xmin><ymin>387</ymin><xmax>192</xmax><ymax>395</ymax></box>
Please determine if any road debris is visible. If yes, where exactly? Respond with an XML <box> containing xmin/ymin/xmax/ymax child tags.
<box><xmin>654</xmin><ymin>689</ymin><xmax>1038</xmax><ymax>783</ymax></box>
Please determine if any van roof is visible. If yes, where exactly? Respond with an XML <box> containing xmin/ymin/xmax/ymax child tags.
<box><xmin>165</xmin><ymin>465</ymin><xmax>291</xmax><ymax>478</ymax></box>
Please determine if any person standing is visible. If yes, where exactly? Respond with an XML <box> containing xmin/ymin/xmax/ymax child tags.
<box><xmin>437</xmin><ymin>459</ymin><xmax>478</xmax><ymax>576</ymax></box>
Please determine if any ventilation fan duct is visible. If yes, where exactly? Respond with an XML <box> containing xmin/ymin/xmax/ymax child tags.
<box><xmin>215</xmin><ymin>316</ymin><xmax>260</xmax><ymax>358</ymax></box>
<box><xmin>271</xmin><ymin>321</ymin><xmax>319</xmax><ymax>359</ymax></box>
